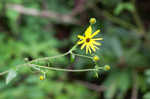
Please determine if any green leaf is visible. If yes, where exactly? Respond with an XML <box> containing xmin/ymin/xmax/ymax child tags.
<box><xmin>114</xmin><ymin>2</ymin><xmax>135</xmax><ymax>15</ymax></box>
<box><xmin>104</xmin><ymin>70</ymin><xmax>131</xmax><ymax>99</ymax></box>
<box><xmin>70</xmin><ymin>53</ymin><xmax>75</xmax><ymax>63</ymax></box>
<box><xmin>101</xmin><ymin>0</ymin><xmax>122</xmax><ymax>7</ymax></box>
<box><xmin>6</xmin><ymin>69</ymin><xmax>17</xmax><ymax>84</ymax></box>
<box><xmin>0</xmin><ymin>3</ymin><xmax>2</xmax><ymax>11</ymax></box>
<box><xmin>94</xmin><ymin>72</ymin><xmax>99</xmax><ymax>78</ymax></box>
<box><xmin>6</xmin><ymin>9</ymin><xmax>20</xmax><ymax>34</ymax></box>
<box><xmin>93</xmin><ymin>65</ymin><xmax>100</xmax><ymax>78</ymax></box>
<box><xmin>145</xmin><ymin>69</ymin><xmax>150</xmax><ymax>76</ymax></box>
<box><xmin>105</xmin><ymin>82</ymin><xmax>117</xmax><ymax>99</ymax></box>
<box><xmin>110</xmin><ymin>37</ymin><xmax>123</xmax><ymax>58</ymax></box>
<box><xmin>143</xmin><ymin>92</ymin><xmax>150</xmax><ymax>99</ymax></box>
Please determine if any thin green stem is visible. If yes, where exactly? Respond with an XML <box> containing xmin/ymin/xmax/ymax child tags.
<box><xmin>0</xmin><ymin>44</ymin><xmax>79</xmax><ymax>75</ymax></box>
<box><xmin>29</xmin><ymin>44</ymin><xmax>78</xmax><ymax>63</ymax></box>
<box><xmin>72</xmin><ymin>53</ymin><xmax>93</xmax><ymax>59</ymax></box>
<box><xmin>0</xmin><ymin>70</ymin><xmax>9</xmax><ymax>76</ymax></box>
<box><xmin>91</xmin><ymin>6</ymin><xmax>136</xmax><ymax>30</ymax></box>
<box><xmin>29</xmin><ymin>64</ymin><xmax>103</xmax><ymax>72</ymax></box>
<box><xmin>131</xmin><ymin>0</ymin><xmax>145</xmax><ymax>34</ymax></box>
<box><xmin>30</xmin><ymin>51</ymin><xmax>70</xmax><ymax>63</ymax></box>
<box><xmin>0</xmin><ymin>50</ymin><xmax>95</xmax><ymax>75</ymax></box>
<box><xmin>0</xmin><ymin>51</ymin><xmax>71</xmax><ymax>75</ymax></box>
<box><xmin>70</xmin><ymin>44</ymin><xmax>78</xmax><ymax>52</ymax></box>
<box><xmin>0</xmin><ymin>44</ymin><xmax>103</xmax><ymax>75</ymax></box>
<box><xmin>102</xmin><ymin>10</ymin><xmax>136</xmax><ymax>30</ymax></box>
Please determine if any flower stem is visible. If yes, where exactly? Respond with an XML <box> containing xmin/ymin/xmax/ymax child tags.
<box><xmin>131</xmin><ymin>0</ymin><xmax>145</xmax><ymax>35</ymax></box>
<box><xmin>71</xmin><ymin>53</ymin><xmax>93</xmax><ymax>59</ymax></box>
<box><xmin>0</xmin><ymin>44</ymin><xmax>99</xmax><ymax>75</ymax></box>
<box><xmin>30</xmin><ymin>51</ymin><xmax>70</xmax><ymax>64</ymax></box>
<box><xmin>29</xmin><ymin>64</ymin><xmax>103</xmax><ymax>72</ymax></box>
<box><xmin>0</xmin><ymin>70</ymin><xmax>9</xmax><ymax>76</ymax></box>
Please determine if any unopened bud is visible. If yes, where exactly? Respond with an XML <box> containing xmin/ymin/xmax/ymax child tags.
<box><xmin>104</xmin><ymin>65</ymin><xmax>110</xmax><ymax>71</ymax></box>
<box><xmin>93</xmin><ymin>55</ymin><xmax>100</xmax><ymax>62</ymax></box>
<box><xmin>89</xmin><ymin>18</ymin><xmax>96</xmax><ymax>24</ymax></box>
<box><xmin>40</xmin><ymin>75</ymin><xmax>44</xmax><ymax>80</ymax></box>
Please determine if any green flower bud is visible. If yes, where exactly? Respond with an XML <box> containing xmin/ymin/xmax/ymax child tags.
<box><xmin>40</xmin><ymin>75</ymin><xmax>44</xmax><ymax>80</ymax></box>
<box><xmin>93</xmin><ymin>55</ymin><xmax>100</xmax><ymax>62</ymax></box>
<box><xmin>104</xmin><ymin>65</ymin><xmax>110</xmax><ymax>71</ymax></box>
<box><xmin>89</xmin><ymin>18</ymin><xmax>96</xmax><ymax>24</ymax></box>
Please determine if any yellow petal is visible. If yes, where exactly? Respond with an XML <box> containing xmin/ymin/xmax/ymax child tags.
<box><xmin>90</xmin><ymin>44</ymin><xmax>96</xmax><ymax>52</ymax></box>
<box><xmin>77</xmin><ymin>40</ymin><xmax>84</xmax><ymax>45</ymax></box>
<box><xmin>93</xmin><ymin>38</ymin><xmax>103</xmax><ymax>40</ymax></box>
<box><xmin>88</xmin><ymin>47</ymin><xmax>92</xmax><ymax>54</ymax></box>
<box><xmin>81</xmin><ymin>43</ymin><xmax>86</xmax><ymax>50</ymax></box>
<box><xmin>91</xmin><ymin>29</ymin><xmax>100</xmax><ymax>38</ymax></box>
<box><xmin>92</xmin><ymin>40</ymin><xmax>101</xmax><ymax>46</ymax></box>
<box><xmin>85</xmin><ymin>25</ymin><xmax>92</xmax><ymax>37</ymax></box>
<box><xmin>77</xmin><ymin>35</ymin><xmax>85</xmax><ymax>39</ymax></box>
<box><xmin>94</xmin><ymin>45</ymin><xmax>99</xmax><ymax>49</ymax></box>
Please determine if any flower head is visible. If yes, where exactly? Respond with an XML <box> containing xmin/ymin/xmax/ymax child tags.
<box><xmin>89</xmin><ymin>18</ymin><xmax>96</xmax><ymax>24</ymax></box>
<box><xmin>104</xmin><ymin>65</ymin><xmax>110</xmax><ymax>71</ymax></box>
<box><xmin>40</xmin><ymin>75</ymin><xmax>44</xmax><ymax>80</ymax></box>
<box><xmin>77</xmin><ymin>25</ymin><xmax>103</xmax><ymax>54</ymax></box>
<box><xmin>93</xmin><ymin>55</ymin><xmax>100</xmax><ymax>62</ymax></box>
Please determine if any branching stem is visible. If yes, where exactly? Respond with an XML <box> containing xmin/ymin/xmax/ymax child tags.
<box><xmin>29</xmin><ymin>64</ymin><xmax>103</xmax><ymax>72</ymax></box>
<box><xmin>0</xmin><ymin>44</ymin><xmax>102</xmax><ymax>76</ymax></box>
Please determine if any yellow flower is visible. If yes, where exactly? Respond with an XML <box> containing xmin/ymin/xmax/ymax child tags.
<box><xmin>40</xmin><ymin>75</ymin><xmax>44</xmax><ymax>80</ymax></box>
<box><xmin>77</xmin><ymin>25</ymin><xmax>103</xmax><ymax>54</ymax></box>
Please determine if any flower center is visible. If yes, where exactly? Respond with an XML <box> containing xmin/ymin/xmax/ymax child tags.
<box><xmin>86</xmin><ymin>38</ymin><xmax>90</xmax><ymax>43</ymax></box>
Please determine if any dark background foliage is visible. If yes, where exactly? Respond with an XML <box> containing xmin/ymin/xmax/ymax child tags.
<box><xmin>0</xmin><ymin>0</ymin><xmax>150</xmax><ymax>99</ymax></box>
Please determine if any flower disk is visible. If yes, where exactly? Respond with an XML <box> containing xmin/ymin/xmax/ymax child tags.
<box><xmin>77</xmin><ymin>25</ymin><xmax>103</xmax><ymax>54</ymax></box>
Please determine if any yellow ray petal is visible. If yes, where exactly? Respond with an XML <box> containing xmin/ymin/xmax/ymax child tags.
<box><xmin>81</xmin><ymin>43</ymin><xmax>86</xmax><ymax>50</ymax></box>
<box><xmin>77</xmin><ymin>40</ymin><xmax>84</xmax><ymax>45</ymax></box>
<box><xmin>77</xmin><ymin>35</ymin><xmax>85</xmax><ymax>39</ymax></box>
<box><xmin>90</xmin><ymin>29</ymin><xmax>100</xmax><ymax>38</ymax></box>
<box><xmin>85</xmin><ymin>25</ymin><xmax>92</xmax><ymax>37</ymax></box>
<box><xmin>90</xmin><ymin>44</ymin><xmax>96</xmax><ymax>52</ymax></box>
<box><xmin>92</xmin><ymin>40</ymin><xmax>101</xmax><ymax>46</ymax></box>
<box><xmin>94</xmin><ymin>45</ymin><xmax>99</xmax><ymax>49</ymax></box>
<box><xmin>86</xmin><ymin>45</ymin><xmax>89</xmax><ymax>54</ymax></box>
<box><xmin>88</xmin><ymin>47</ymin><xmax>92</xmax><ymax>54</ymax></box>
<box><xmin>93</xmin><ymin>38</ymin><xmax>103</xmax><ymax>40</ymax></box>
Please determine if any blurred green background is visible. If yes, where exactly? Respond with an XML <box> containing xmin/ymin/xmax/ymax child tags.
<box><xmin>0</xmin><ymin>0</ymin><xmax>150</xmax><ymax>99</ymax></box>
